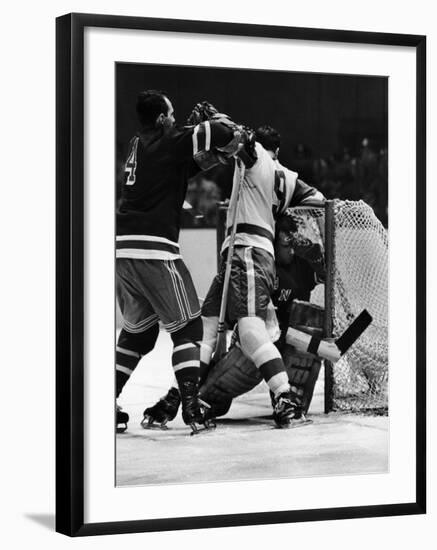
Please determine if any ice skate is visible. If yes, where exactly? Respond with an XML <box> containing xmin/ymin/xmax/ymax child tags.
<box><xmin>272</xmin><ymin>390</ymin><xmax>311</xmax><ymax>429</ymax></box>
<box><xmin>116</xmin><ymin>404</ymin><xmax>129</xmax><ymax>433</ymax></box>
<box><xmin>141</xmin><ymin>387</ymin><xmax>181</xmax><ymax>430</ymax></box>
<box><xmin>180</xmin><ymin>380</ymin><xmax>216</xmax><ymax>436</ymax></box>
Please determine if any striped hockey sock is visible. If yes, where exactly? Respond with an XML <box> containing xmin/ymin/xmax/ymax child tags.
<box><xmin>116</xmin><ymin>345</ymin><xmax>141</xmax><ymax>398</ymax></box>
<box><xmin>116</xmin><ymin>325</ymin><xmax>159</xmax><ymax>397</ymax></box>
<box><xmin>252</xmin><ymin>342</ymin><xmax>290</xmax><ymax>397</ymax></box>
<box><xmin>172</xmin><ymin>342</ymin><xmax>200</xmax><ymax>386</ymax></box>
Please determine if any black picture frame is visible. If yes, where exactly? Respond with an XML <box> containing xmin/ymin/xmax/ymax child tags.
<box><xmin>56</xmin><ymin>12</ymin><xmax>426</xmax><ymax>537</ymax></box>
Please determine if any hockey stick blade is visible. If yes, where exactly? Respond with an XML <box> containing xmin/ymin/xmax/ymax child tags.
<box><xmin>335</xmin><ymin>309</ymin><xmax>373</xmax><ymax>355</ymax></box>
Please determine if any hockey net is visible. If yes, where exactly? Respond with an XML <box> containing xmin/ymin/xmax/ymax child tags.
<box><xmin>288</xmin><ymin>200</ymin><xmax>388</xmax><ymax>413</ymax></box>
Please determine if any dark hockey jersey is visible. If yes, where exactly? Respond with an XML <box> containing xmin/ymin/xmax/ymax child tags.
<box><xmin>273</xmin><ymin>258</ymin><xmax>318</xmax><ymax>329</ymax></box>
<box><xmin>117</xmin><ymin>121</ymin><xmax>234</xmax><ymax>260</ymax></box>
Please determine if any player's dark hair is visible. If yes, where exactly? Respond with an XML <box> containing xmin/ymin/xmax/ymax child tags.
<box><xmin>255</xmin><ymin>125</ymin><xmax>281</xmax><ymax>152</ymax></box>
<box><xmin>136</xmin><ymin>90</ymin><xmax>169</xmax><ymax>126</ymax></box>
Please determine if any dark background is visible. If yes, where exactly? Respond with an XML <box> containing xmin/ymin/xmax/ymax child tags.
<box><xmin>116</xmin><ymin>63</ymin><xmax>388</xmax><ymax>226</ymax></box>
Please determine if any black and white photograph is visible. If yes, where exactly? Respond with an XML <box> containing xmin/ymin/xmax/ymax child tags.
<box><xmin>114</xmin><ymin>63</ymin><xmax>389</xmax><ymax>486</ymax></box>
<box><xmin>52</xmin><ymin>11</ymin><xmax>426</xmax><ymax>538</ymax></box>
<box><xmin>2</xmin><ymin>0</ymin><xmax>434</xmax><ymax>546</ymax></box>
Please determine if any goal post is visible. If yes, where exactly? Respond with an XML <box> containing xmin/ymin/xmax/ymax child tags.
<box><xmin>324</xmin><ymin>200</ymin><xmax>335</xmax><ymax>414</ymax></box>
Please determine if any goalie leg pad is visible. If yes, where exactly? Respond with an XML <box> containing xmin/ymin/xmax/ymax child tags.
<box><xmin>203</xmin><ymin>398</ymin><xmax>233</xmax><ymax>420</ymax></box>
<box><xmin>288</xmin><ymin>300</ymin><xmax>325</xmax><ymax>333</ymax></box>
<box><xmin>199</xmin><ymin>345</ymin><xmax>262</xmax><ymax>404</ymax></box>
<box><xmin>281</xmin><ymin>344</ymin><xmax>322</xmax><ymax>414</ymax></box>
<box><xmin>281</xmin><ymin>300</ymin><xmax>325</xmax><ymax>413</ymax></box>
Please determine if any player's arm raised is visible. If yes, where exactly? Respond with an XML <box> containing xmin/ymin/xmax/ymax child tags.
<box><xmin>290</xmin><ymin>178</ymin><xmax>325</xmax><ymax>207</ymax></box>
<box><xmin>274</xmin><ymin>164</ymin><xmax>325</xmax><ymax>217</ymax></box>
<box><xmin>177</xmin><ymin>101</ymin><xmax>257</xmax><ymax>171</ymax></box>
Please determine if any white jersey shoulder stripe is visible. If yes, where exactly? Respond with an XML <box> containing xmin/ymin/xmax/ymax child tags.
<box><xmin>192</xmin><ymin>124</ymin><xmax>200</xmax><ymax>155</ymax></box>
<box><xmin>116</xmin><ymin>249</ymin><xmax>181</xmax><ymax>260</ymax></box>
<box><xmin>204</xmin><ymin>121</ymin><xmax>211</xmax><ymax>151</ymax></box>
<box><xmin>116</xmin><ymin>235</ymin><xmax>179</xmax><ymax>248</ymax></box>
<box><xmin>275</xmin><ymin>160</ymin><xmax>298</xmax><ymax>213</ymax></box>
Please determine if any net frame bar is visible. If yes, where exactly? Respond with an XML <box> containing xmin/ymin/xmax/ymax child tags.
<box><xmin>323</xmin><ymin>200</ymin><xmax>335</xmax><ymax>413</ymax></box>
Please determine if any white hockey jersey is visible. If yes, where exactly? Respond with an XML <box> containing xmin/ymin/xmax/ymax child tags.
<box><xmin>221</xmin><ymin>142</ymin><xmax>320</xmax><ymax>257</ymax></box>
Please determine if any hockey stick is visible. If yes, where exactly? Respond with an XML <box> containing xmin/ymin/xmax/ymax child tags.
<box><xmin>214</xmin><ymin>159</ymin><xmax>245</xmax><ymax>361</ymax></box>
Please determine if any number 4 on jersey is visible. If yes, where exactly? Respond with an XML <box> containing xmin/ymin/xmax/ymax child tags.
<box><xmin>124</xmin><ymin>137</ymin><xmax>139</xmax><ymax>186</ymax></box>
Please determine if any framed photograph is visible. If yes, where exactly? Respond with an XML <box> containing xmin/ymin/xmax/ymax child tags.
<box><xmin>56</xmin><ymin>13</ymin><xmax>426</xmax><ymax>536</ymax></box>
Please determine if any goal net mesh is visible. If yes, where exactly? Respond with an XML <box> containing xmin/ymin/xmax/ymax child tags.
<box><xmin>289</xmin><ymin>200</ymin><xmax>388</xmax><ymax>413</ymax></box>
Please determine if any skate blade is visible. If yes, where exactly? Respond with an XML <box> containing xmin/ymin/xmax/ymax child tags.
<box><xmin>141</xmin><ymin>416</ymin><xmax>169</xmax><ymax>430</ymax></box>
<box><xmin>275</xmin><ymin>417</ymin><xmax>313</xmax><ymax>430</ymax></box>
<box><xmin>189</xmin><ymin>420</ymin><xmax>216</xmax><ymax>436</ymax></box>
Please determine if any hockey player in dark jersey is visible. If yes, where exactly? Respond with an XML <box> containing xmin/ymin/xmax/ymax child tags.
<box><xmin>116</xmin><ymin>91</ymin><xmax>254</xmax><ymax>434</ymax></box>
<box><xmin>143</xmin><ymin>121</ymin><xmax>325</xmax><ymax>429</ymax></box>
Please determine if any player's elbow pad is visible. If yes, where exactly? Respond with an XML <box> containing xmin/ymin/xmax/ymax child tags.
<box><xmin>300</xmin><ymin>191</ymin><xmax>326</xmax><ymax>206</ymax></box>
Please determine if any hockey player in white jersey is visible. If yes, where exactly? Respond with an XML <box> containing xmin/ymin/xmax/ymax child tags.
<box><xmin>143</xmin><ymin>107</ymin><xmax>324</xmax><ymax>429</ymax></box>
<box><xmin>201</xmin><ymin>124</ymin><xmax>324</xmax><ymax>427</ymax></box>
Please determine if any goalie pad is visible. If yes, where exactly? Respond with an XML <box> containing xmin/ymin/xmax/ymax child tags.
<box><xmin>280</xmin><ymin>300</ymin><xmax>324</xmax><ymax>413</ymax></box>
<box><xmin>281</xmin><ymin>344</ymin><xmax>322</xmax><ymax>414</ymax></box>
<box><xmin>199</xmin><ymin>345</ymin><xmax>262</xmax><ymax>404</ymax></box>
<box><xmin>289</xmin><ymin>300</ymin><xmax>324</xmax><ymax>336</ymax></box>
<box><xmin>199</xmin><ymin>300</ymin><xmax>326</xmax><ymax>416</ymax></box>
